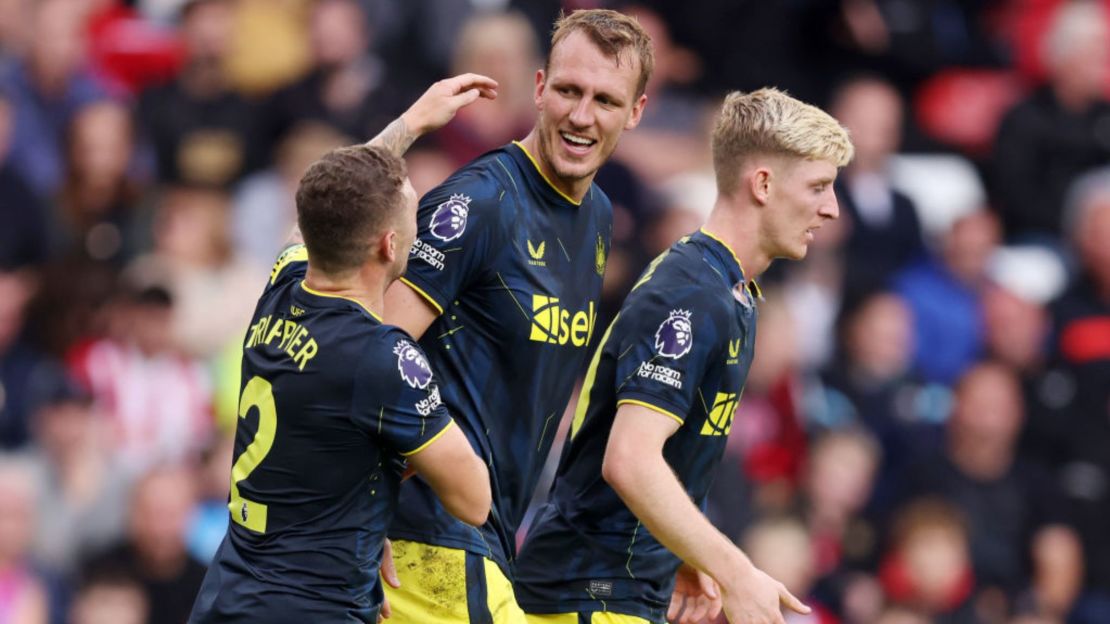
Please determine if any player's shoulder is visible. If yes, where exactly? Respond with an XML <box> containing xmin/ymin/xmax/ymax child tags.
<box><xmin>355</xmin><ymin>325</ymin><xmax>434</xmax><ymax>391</ymax></box>
<box><xmin>627</xmin><ymin>245</ymin><xmax>732</xmax><ymax>324</ymax></box>
<box><xmin>268</xmin><ymin>243</ymin><xmax>309</xmax><ymax>287</ymax></box>
<box><xmin>425</xmin><ymin>146</ymin><xmax>514</xmax><ymax>207</ymax></box>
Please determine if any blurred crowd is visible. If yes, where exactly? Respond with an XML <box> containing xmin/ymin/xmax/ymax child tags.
<box><xmin>0</xmin><ymin>0</ymin><xmax>1108</xmax><ymax>623</ymax></box>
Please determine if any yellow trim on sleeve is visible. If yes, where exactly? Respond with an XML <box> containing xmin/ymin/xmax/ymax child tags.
<box><xmin>400</xmin><ymin>419</ymin><xmax>455</xmax><ymax>457</ymax></box>
<box><xmin>270</xmin><ymin>244</ymin><xmax>309</xmax><ymax>285</ymax></box>
<box><xmin>512</xmin><ymin>141</ymin><xmax>582</xmax><ymax>206</ymax></box>
<box><xmin>298</xmin><ymin>281</ymin><xmax>383</xmax><ymax>322</ymax></box>
<box><xmin>699</xmin><ymin>227</ymin><xmax>761</xmax><ymax>296</ymax></box>
<box><xmin>616</xmin><ymin>399</ymin><xmax>685</xmax><ymax>426</ymax></box>
<box><xmin>398</xmin><ymin>276</ymin><xmax>445</xmax><ymax>316</ymax></box>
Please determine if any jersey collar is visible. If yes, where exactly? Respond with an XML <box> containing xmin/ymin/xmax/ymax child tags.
<box><xmin>695</xmin><ymin>228</ymin><xmax>762</xmax><ymax>300</ymax></box>
<box><xmin>510</xmin><ymin>141</ymin><xmax>585</xmax><ymax>207</ymax></box>
<box><xmin>297</xmin><ymin>281</ymin><xmax>384</xmax><ymax>323</ymax></box>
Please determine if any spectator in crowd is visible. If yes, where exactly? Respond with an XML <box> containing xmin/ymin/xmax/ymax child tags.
<box><xmin>613</xmin><ymin>3</ymin><xmax>714</xmax><ymax>184</ymax></box>
<box><xmin>52</xmin><ymin>100</ymin><xmax>144</xmax><ymax>265</ymax></box>
<box><xmin>80</xmin><ymin>464</ymin><xmax>205</xmax><ymax>624</ymax></box>
<box><xmin>812</xmin><ymin>290</ymin><xmax>948</xmax><ymax>513</ymax></box>
<box><xmin>895</xmin><ymin>209</ymin><xmax>1001</xmax><ymax>385</ymax></box>
<box><xmin>0</xmin><ymin>92</ymin><xmax>50</xmax><ymax>270</ymax></box>
<box><xmin>878</xmin><ymin>498</ymin><xmax>979</xmax><ymax>623</ymax></box>
<box><xmin>69</xmin><ymin>568</ymin><xmax>148</xmax><ymax>624</ymax></box>
<box><xmin>25</xmin><ymin>370</ymin><xmax>129</xmax><ymax>576</ymax></box>
<box><xmin>829</xmin><ymin>75</ymin><xmax>926</xmax><ymax>299</ymax></box>
<box><xmin>0</xmin><ymin>456</ymin><xmax>50</xmax><ymax>624</ymax></box>
<box><xmin>131</xmin><ymin>186</ymin><xmax>263</xmax><ymax>359</ymax></box>
<box><xmin>137</xmin><ymin>0</ymin><xmax>259</xmax><ymax>187</ymax></box>
<box><xmin>1047</xmin><ymin>167</ymin><xmax>1110</xmax><ymax>623</ymax></box>
<box><xmin>233</xmin><ymin>122</ymin><xmax>348</xmax><ymax>269</ymax></box>
<box><xmin>432</xmin><ymin>10</ymin><xmax>539</xmax><ymax>166</ymax></box>
<box><xmin>742</xmin><ymin>516</ymin><xmax>837</xmax><ymax>624</ymax></box>
<box><xmin>0</xmin><ymin>270</ymin><xmax>56</xmax><ymax>450</ymax></box>
<box><xmin>183</xmin><ymin>434</ymin><xmax>231</xmax><ymax>564</ymax></box>
<box><xmin>904</xmin><ymin>362</ymin><xmax>1082</xmax><ymax>621</ymax></box>
<box><xmin>805</xmin><ymin>430</ymin><xmax>881</xmax><ymax>575</ymax></box>
<box><xmin>992</xmin><ymin>0</ymin><xmax>1110</xmax><ymax>241</ymax></box>
<box><xmin>262</xmin><ymin>0</ymin><xmax>402</xmax><ymax>158</ymax></box>
<box><xmin>0</xmin><ymin>0</ymin><xmax>110</xmax><ymax>198</ymax></box>
<box><xmin>67</xmin><ymin>284</ymin><xmax>212</xmax><ymax>475</ymax></box>
<box><xmin>980</xmin><ymin>283</ymin><xmax>1072</xmax><ymax>471</ymax></box>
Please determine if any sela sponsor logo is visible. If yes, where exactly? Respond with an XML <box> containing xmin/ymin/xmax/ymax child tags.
<box><xmin>429</xmin><ymin>193</ymin><xmax>471</xmax><ymax>242</ymax></box>
<box><xmin>655</xmin><ymin>309</ymin><xmax>693</xmax><ymax>359</ymax></box>
<box><xmin>529</xmin><ymin>295</ymin><xmax>596</xmax><ymax>347</ymax></box>
<box><xmin>638</xmin><ymin>361</ymin><xmax>683</xmax><ymax>390</ymax></box>
<box><xmin>700</xmin><ymin>392</ymin><xmax>738</xmax><ymax>436</ymax></box>
<box><xmin>410</xmin><ymin>238</ymin><xmax>445</xmax><ymax>271</ymax></box>
<box><xmin>415</xmin><ymin>384</ymin><xmax>442</xmax><ymax>416</ymax></box>
<box><xmin>393</xmin><ymin>340</ymin><xmax>433</xmax><ymax>389</ymax></box>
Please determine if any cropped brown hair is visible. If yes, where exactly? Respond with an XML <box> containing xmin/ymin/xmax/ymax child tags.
<box><xmin>548</xmin><ymin>9</ymin><xmax>654</xmax><ymax>98</ymax></box>
<box><xmin>295</xmin><ymin>145</ymin><xmax>406</xmax><ymax>274</ymax></box>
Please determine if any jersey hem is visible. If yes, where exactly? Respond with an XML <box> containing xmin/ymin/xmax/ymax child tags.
<box><xmin>518</xmin><ymin>597</ymin><xmax>664</xmax><ymax>624</ymax></box>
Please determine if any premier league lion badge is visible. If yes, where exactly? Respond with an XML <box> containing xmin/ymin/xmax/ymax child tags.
<box><xmin>429</xmin><ymin>193</ymin><xmax>471</xmax><ymax>242</ymax></box>
<box><xmin>655</xmin><ymin>309</ymin><xmax>693</xmax><ymax>359</ymax></box>
<box><xmin>394</xmin><ymin>340</ymin><xmax>433</xmax><ymax>389</ymax></box>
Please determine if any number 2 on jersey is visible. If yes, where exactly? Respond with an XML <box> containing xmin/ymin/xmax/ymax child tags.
<box><xmin>229</xmin><ymin>376</ymin><xmax>277</xmax><ymax>533</ymax></box>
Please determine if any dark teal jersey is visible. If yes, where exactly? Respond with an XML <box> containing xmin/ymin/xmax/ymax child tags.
<box><xmin>514</xmin><ymin>230</ymin><xmax>760</xmax><ymax>623</ymax></box>
<box><xmin>389</xmin><ymin>142</ymin><xmax>612</xmax><ymax>571</ymax></box>
<box><xmin>190</xmin><ymin>246</ymin><xmax>453</xmax><ymax>624</ymax></box>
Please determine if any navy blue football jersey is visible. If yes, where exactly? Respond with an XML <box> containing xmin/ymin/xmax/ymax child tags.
<box><xmin>514</xmin><ymin>230</ymin><xmax>760</xmax><ymax>623</ymax></box>
<box><xmin>389</xmin><ymin>142</ymin><xmax>612</xmax><ymax>571</ymax></box>
<box><xmin>189</xmin><ymin>245</ymin><xmax>453</xmax><ymax>624</ymax></box>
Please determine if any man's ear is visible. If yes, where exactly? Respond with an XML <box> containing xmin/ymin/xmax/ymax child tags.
<box><xmin>533</xmin><ymin>69</ymin><xmax>546</xmax><ymax>108</ymax></box>
<box><xmin>381</xmin><ymin>229</ymin><xmax>398</xmax><ymax>264</ymax></box>
<box><xmin>624</xmin><ymin>93</ymin><xmax>648</xmax><ymax>130</ymax></box>
<box><xmin>749</xmin><ymin>166</ymin><xmax>772</xmax><ymax>206</ymax></box>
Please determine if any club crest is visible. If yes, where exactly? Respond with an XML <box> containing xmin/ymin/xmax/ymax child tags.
<box><xmin>429</xmin><ymin>194</ymin><xmax>471</xmax><ymax>242</ymax></box>
<box><xmin>394</xmin><ymin>340</ymin><xmax>433</xmax><ymax>389</ymax></box>
<box><xmin>655</xmin><ymin>309</ymin><xmax>693</xmax><ymax>359</ymax></box>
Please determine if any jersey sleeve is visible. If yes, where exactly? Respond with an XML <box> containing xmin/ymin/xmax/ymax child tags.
<box><xmin>611</xmin><ymin>290</ymin><xmax>727</xmax><ymax>426</ymax></box>
<box><xmin>267</xmin><ymin>243</ymin><xmax>309</xmax><ymax>290</ymax></box>
<box><xmin>351</xmin><ymin>329</ymin><xmax>454</xmax><ymax>456</ymax></box>
<box><xmin>399</xmin><ymin>172</ymin><xmax>505</xmax><ymax>315</ymax></box>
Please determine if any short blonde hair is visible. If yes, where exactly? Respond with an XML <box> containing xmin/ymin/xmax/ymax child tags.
<box><xmin>712</xmin><ymin>88</ymin><xmax>854</xmax><ymax>196</ymax></box>
<box><xmin>548</xmin><ymin>9</ymin><xmax>654</xmax><ymax>98</ymax></box>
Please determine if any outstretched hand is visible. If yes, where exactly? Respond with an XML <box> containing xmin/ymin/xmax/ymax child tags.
<box><xmin>720</xmin><ymin>565</ymin><xmax>810</xmax><ymax>624</ymax></box>
<box><xmin>668</xmin><ymin>563</ymin><xmax>722</xmax><ymax>624</ymax></box>
<box><xmin>402</xmin><ymin>73</ymin><xmax>499</xmax><ymax>136</ymax></box>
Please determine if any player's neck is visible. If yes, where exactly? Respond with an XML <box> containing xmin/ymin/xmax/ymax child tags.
<box><xmin>519</xmin><ymin>131</ymin><xmax>592</xmax><ymax>203</ymax></box>
<box><xmin>303</xmin><ymin>264</ymin><xmax>387</xmax><ymax>319</ymax></box>
<box><xmin>704</xmin><ymin>198</ymin><xmax>771</xmax><ymax>281</ymax></box>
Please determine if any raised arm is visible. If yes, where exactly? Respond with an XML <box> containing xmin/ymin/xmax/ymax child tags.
<box><xmin>279</xmin><ymin>73</ymin><xmax>498</xmax><ymax>266</ymax></box>
<box><xmin>603</xmin><ymin>403</ymin><xmax>809</xmax><ymax>624</ymax></box>
<box><xmin>367</xmin><ymin>73</ymin><xmax>498</xmax><ymax>158</ymax></box>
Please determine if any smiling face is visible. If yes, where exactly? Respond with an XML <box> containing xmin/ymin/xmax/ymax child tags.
<box><xmin>760</xmin><ymin>157</ymin><xmax>840</xmax><ymax>260</ymax></box>
<box><xmin>533</xmin><ymin>30</ymin><xmax>646</xmax><ymax>199</ymax></box>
